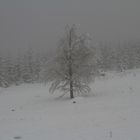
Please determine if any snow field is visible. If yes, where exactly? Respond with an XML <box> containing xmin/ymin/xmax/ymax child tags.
<box><xmin>0</xmin><ymin>69</ymin><xmax>140</xmax><ymax>140</ymax></box>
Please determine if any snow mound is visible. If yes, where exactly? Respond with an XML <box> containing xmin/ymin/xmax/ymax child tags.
<box><xmin>71</xmin><ymin>96</ymin><xmax>85</xmax><ymax>103</ymax></box>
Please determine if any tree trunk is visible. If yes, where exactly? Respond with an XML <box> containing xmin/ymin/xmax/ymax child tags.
<box><xmin>70</xmin><ymin>80</ymin><xmax>74</xmax><ymax>99</ymax></box>
<box><xmin>68</xmin><ymin>27</ymin><xmax>74</xmax><ymax>99</ymax></box>
<box><xmin>69</xmin><ymin>57</ymin><xmax>74</xmax><ymax>99</ymax></box>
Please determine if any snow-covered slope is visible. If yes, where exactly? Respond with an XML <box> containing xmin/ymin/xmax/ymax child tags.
<box><xmin>0</xmin><ymin>69</ymin><xmax>140</xmax><ymax>140</ymax></box>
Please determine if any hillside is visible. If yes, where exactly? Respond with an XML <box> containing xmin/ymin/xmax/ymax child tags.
<box><xmin>0</xmin><ymin>69</ymin><xmax>140</xmax><ymax>140</ymax></box>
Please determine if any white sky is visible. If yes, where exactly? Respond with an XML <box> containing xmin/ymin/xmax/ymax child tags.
<box><xmin>0</xmin><ymin>0</ymin><xmax>140</xmax><ymax>54</ymax></box>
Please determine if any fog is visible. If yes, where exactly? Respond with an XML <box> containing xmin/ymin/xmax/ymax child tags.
<box><xmin>0</xmin><ymin>0</ymin><xmax>140</xmax><ymax>55</ymax></box>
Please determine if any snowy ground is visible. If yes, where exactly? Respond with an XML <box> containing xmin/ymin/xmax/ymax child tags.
<box><xmin>0</xmin><ymin>69</ymin><xmax>140</xmax><ymax>140</ymax></box>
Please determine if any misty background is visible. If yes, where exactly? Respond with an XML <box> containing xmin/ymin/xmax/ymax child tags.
<box><xmin>0</xmin><ymin>0</ymin><xmax>140</xmax><ymax>56</ymax></box>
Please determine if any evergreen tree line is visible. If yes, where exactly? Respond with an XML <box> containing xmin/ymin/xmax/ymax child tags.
<box><xmin>96</xmin><ymin>41</ymin><xmax>140</xmax><ymax>71</ymax></box>
<box><xmin>0</xmin><ymin>50</ymin><xmax>47</xmax><ymax>87</ymax></box>
<box><xmin>0</xmin><ymin>41</ymin><xmax>140</xmax><ymax>87</ymax></box>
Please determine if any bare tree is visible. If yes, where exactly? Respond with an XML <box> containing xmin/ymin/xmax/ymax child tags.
<box><xmin>41</xmin><ymin>25</ymin><xmax>97</xmax><ymax>98</ymax></box>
